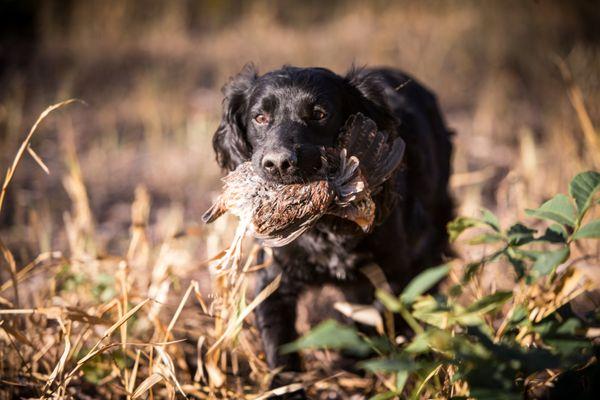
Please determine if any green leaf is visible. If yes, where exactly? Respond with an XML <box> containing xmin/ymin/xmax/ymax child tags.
<box><xmin>509</xmin><ymin>305</ymin><xmax>528</xmax><ymax>325</ymax></box>
<box><xmin>506</xmin><ymin>251</ymin><xmax>526</xmax><ymax>278</ymax></box>
<box><xmin>396</xmin><ymin>369</ymin><xmax>409</xmax><ymax>393</ymax></box>
<box><xmin>468</xmin><ymin>232</ymin><xmax>504</xmax><ymax>245</ymax></box>
<box><xmin>537</xmin><ymin>224</ymin><xmax>568</xmax><ymax>243</ymax></box>
<box><xmin>447</xmin><ymin>217</ymin><xmax>480</xmax><ymax>242</ymax></box>
<box><xmin>454</xmin><ymin>311</ymin><xmax>486</xmax><ymax>327</ymax></box>
<box><xmin>463</xmin><ymin>261</ymin><xmax>483</xmax><ymax>282</ymax></box>
<box><xmin>532</xmin><ymin>247</ymin><xmax>570</xmax><ymax>276</ymax></box>
<box><xmin>556</xmin><ymin>318</ymin><xmax>582</xmax><ymax>335</ymax></box>
<box><xmin>449</xmin><ymin>284</ymin><xmax>463</xmax><ymax>297</ymax></box>
<box><xmin>507</xmin><ymin>223</ymin><xmax>536</xmax><ymax>246</ymax></box>
<box><xmin>525</xmin><ymin>194</ymin><xmax>576</xmax><ymax>227</ymax></box>
<box><xmin>413</xmin><ymin>306</ymin><xmax>451</xmax><ymax>328</ymax></box>
<box><xmin>362</xmin><ymin>335</ymin><xmax>396</xmax><ymax>355</ymax></box>
<box><xmin>359</xmin><ymin>357</ymin><xmax>415</xmax><ymax>373</ymax></box>
<box><xmin>569</xmin><ymin>171</ymin><xmax>600</xmax><ymax>219</ymax></box>
<box><xmin>572</xmin><ymin>220</ymin><xmax>600</xmax><ymax>240</ymax></box>
<box><xmin>462</xmin><ymin>248</ymin><xmax>506</xmax><ymax>283</ymax></box>
<box><xmin>545</xmin><ymin>338</ymin><xmax>592</xmax><ymax>359</ymax></box>
<box><xmin>405</xmin><ymin>329</ymin><xmax>453</xmax><ymax>354</ymax></box>
<box><xmin>481</xmin><ymin>208</ymin><xmax>501</xmax><ymax>231</ymax></box>
<box><xmin>369</xmin><ymin>391</ymin><xmax>397</xmax><ymax>400</ymax></box>
<box><xmin>280</xmin><ymin>320</ymin><xmax>370</xmax><ymax>355</ymax></box>
<box><xmin>376</xmin><ymin>289</ymin><xmax>402</xmax><ymax>312</ymax></box>
<box><xmin>400</xmin><ymin>264</ymin><xmax>450</xmax><ymax>304</ymax></box>
<box><xmin>465</xmin><ymin>291</ymin><xmax>512</xmax><ymax>315</ymax></box>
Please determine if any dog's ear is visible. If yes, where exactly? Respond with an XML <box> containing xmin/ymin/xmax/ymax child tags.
<box><xmin>344</xmin><ymin>66</ymin><xmax>397</xmax><ymax>133</ymax></box>
<box><xmin>213</xmin><ymin>64</ymin><xmax>258</xmax><ymax>171</ymax></box>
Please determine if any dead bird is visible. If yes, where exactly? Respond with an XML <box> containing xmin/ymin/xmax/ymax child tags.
<box><xmin>202</xmin><ymin>113</ymin><xmax>406</xmax><ymax>247</ymax></box>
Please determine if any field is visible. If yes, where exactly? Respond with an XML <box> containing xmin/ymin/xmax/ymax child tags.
<box><xmin>1</xmin><ymin>1</ymin><xmax>599</xmax><ymax>399</ymax></box>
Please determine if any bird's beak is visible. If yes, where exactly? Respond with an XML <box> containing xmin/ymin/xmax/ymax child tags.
<box><xmin>351</xmin><ymin>216</ymin><xmax>372</xmax><ymax>232</ymax></box>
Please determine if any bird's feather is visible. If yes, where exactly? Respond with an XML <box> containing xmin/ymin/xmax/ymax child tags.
<box><xmin>255</xmin><ymin>213</ymin><xmax>323</xmax><ymax>247</ymax></box>
<box><xmin>338</xmin><ymin>113</ymin><xmax>406</xmax><ymax>189</ymax></box>
<box><xmin>202</xmin><ymin>199</ymin><xmax>226</xmax><ymax>223</ymax></box>
<box><xmin>202</xmin><ymin>113</ymin><xmax>404</xmax><ymax>249</ymax></box>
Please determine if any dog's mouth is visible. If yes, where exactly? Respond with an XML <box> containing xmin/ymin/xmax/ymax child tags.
<box><xmin>259</xmin><ymin>166</ymin><xmax>328</xmax><ymax>185</ymax></box>
<box><xmin>257</xmin><ymin>145</ymin><xmax>334</xmax><ymax>185</ymax></box>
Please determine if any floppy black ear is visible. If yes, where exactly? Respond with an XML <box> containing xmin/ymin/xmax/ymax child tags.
<box><xmin>213</xmin><ymin>64</ymin><xmax>258</xmax><ymax>171</ymax></box>
<box><xmin>343</xmin><ymin>66</ymin><xmax>397</xmax><ymax>133</ymax></box>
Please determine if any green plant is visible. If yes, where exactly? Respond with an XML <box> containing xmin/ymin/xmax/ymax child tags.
<box><xmin>284</xmin><ymin>171</ymin><xmax>600</xmax><ymax>399</ymax></box>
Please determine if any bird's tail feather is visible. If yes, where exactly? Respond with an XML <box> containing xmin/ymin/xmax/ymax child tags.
<box><xmin>338</xmin><ymin>113</ymin><xmax>406</xmax><ymax>188</ymax></box>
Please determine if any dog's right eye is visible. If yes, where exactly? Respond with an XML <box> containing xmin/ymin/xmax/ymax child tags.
<box><xmin>254</xmin><ymin>114</ymin><xmax>270</xmax><ymax>125</ymax></box>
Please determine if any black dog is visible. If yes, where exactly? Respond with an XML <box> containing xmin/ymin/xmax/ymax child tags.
<box><xmin>211</xmin><ymin>64</ymin><xmax>453</xmax><ymax>372</ymax></box>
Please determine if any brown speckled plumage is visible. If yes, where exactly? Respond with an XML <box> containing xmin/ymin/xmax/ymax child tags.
<box><xmin>202</xmin><ymin>113</ymin><xmax>405</xmax><ymax>247</ymax></box>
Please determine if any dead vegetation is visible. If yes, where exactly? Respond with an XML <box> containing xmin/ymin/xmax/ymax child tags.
<box><xmin>0</xmin><ymin>102</ymin><xmax>394</xmax><ymax>399</ymax></box>
<box><xmin>1</xmin><ymin>1</ymin><xmax>599</xmax><ymax>399</ymax></box>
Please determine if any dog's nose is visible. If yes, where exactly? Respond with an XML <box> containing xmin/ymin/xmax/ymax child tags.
<box><xmin>262</xmin><ymin>151</ymin><xmax>296</xmax><ymax>176</ymax></box>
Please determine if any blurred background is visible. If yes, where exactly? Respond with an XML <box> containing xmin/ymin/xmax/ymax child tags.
<box><xmin>0</xmin><ymin>1</ymin><xmax>599</xmax><ymax>398</ymax></box>
<box><xmin>1</xmin><ymin>0</ymin><xmax>599</xmax><ymax>261</ymax></box>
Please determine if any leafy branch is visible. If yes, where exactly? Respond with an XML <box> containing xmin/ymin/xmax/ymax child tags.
<box><xmin>283</xmin><ymin>171</ymin><xmax>600</xmax><ymax>399</ymax></box>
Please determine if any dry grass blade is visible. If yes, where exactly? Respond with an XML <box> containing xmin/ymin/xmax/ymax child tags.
<box><xmin>163</xmin><ymin>280</ymin><xmax>198</xmax><ymax>342</ymax></box>
<box><xmin>586</xmin><ymin>327</ymin><xmax>600</xmax><ymax>338</ymax></box>
<box><xmin>0</xmin><ymin>237</ymin><xmax>19</xmax><ymax>308</ymax></box>
<box><xmin>0</xmin><ymin>251</ymin><xmax>63</xmax><ymax>293</ymax></box>
<box><xmin>127</xmin><ymin>185</ymin><xmax>151</xmax><ymax>264</ymax></box>
<box><xmin>193</xmin><ymin>336</ymin><xmax>206</xmax><ymax>383</ymax></box>
<box><xmin>0</xmin><ymin>294</ymin><xmax>13</xmax><ymax>307</ymax></box>
<box><xmin>451</xmin><ymin>166</ymin><xmax>496</xmax><ymax>188</ymax></box>
<box><xmin>554</xmin><ymin>57</ymin><xmax>600</xmax><ymax>167</ymax></box>
<box><xmin>360</xmin><ymin>262</ymin><xmax>396</xmax><ymax>338</ymax></box>
<box><xmin>253</xmin><ymin>372</ymin><xmax>346</xmax><ymax>400</ymax></box>
<box><xmin>206</xmin><ymin>273</ymin><xmax>282</xmax><ymax>356</ymax></box>
<box><xmin>128</xmin><ymin>349</ymin><xmax>142</xmax><ymax>394</ymax></box>
<box><xmin>155</xmin><ymin>346</ymin><xmax>188</xmax><ymax>398</ymax></box>
<box><xmin>98</xmin><ymin>298</ymin><xmax>151</xmax><ymax>343</ymax></box>
<box><xmin>205</xmin><ymin>357</ymin><xmax>226</xmax><ymax>388</ymax></box>
<box><xmin>132</xmin><ymin>373</ymin><xmax>165</xmax><ymax>399</ymax></box>
<box><xmin>252</xmin><ymin>383</ymin><xmax>305</xmax><ymax>400</ymax></box>
<box><xmin>26</xmin><ymin>145</ymin><xmax>50</xmax><ymax>175</ymax></box>
<box><xmin>73</xmin><ymin>342</ymin><xmax>124</xmax><ymax>366</ymax></box>
<box><xmin>413</xmin><ymin>363</ymin><xmax>443</xmax><ymax>399</ymax></box>
<box><xmin>1</xmin><ymin>323</ymin><xmax>34</xmax><ymax>347</ymax></box>
<box><xmin>62</xmin><ymin>339</ymin><xmax>184</xmax><ymax>391</ymax></box>
<box><xmin>43</xmin><ymin>322</ymin><xmax>72</xmax><ymax>396</ymax></box>
<box><xmin>360</xmin><ymin>262</ymin><xmax>393</xmax><ymax>293</ymax></box>
<box><xmin>334</xmin><ymin>301</ymin><xmax>384</xmax><ymax>334</ymax></box>
<box><xmin>0</xmin><ymin>98</ymin><xmax>82</xmax><ymax>214</ymax></box>
<box><xmin>0</xmin><ymin>306</ymin><xmax>110</xmax><ymax>326</ymax></box>
<box><xmin>65</xmin><ymin>298</ymin><xmax>150</xmax><ymax>380</ymax></box>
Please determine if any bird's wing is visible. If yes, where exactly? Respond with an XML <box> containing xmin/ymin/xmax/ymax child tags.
<box><xmin>254</xmin><ymin>213</ymin><xmax>323</xmax><ymax>247</ymax></box>
<box><xmin>251</xmin><ymin>181</ymin><xmax>333</xmax><ymax>247</ymax></box>
<box><xmin>338</xmin><ymin>113</ymin><xmax>406</xmax><ymax>188</ymax></box>
<box><xmin>202</xmin><ymin>162</ymin><xmax>256</xmax><ymax>224</ymax></box>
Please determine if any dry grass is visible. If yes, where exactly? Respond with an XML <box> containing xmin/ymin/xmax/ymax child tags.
<box><xmin>0</xmin><ymin>102</ymin><xmax>392</xmax><ymax>398</ymax></box>
<box><xmin>0</xmin><ymin>102</ymin><xmax>280</xmax><ymax>399</ymax></box>
<box><xmin>1</xmin><ymin>1</ymin><xmax>599</xmax><ymax>399</ymax></box>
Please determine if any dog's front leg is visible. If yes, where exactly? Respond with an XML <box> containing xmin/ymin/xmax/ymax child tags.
<box><xmin>255</xmin><ymin>263</ymin><xmax>302</xmax><ymax>371</ymax></box>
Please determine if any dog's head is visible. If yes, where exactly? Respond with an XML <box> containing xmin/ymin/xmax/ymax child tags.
<box><xmin>212</xmin><ymin>64</ymin><xmax>396</xmax><ymax>184</ymax></box>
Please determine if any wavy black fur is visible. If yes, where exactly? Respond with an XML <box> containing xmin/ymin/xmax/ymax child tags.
<box><xmin>210</xmin><ymin>64</ymin><xmax>454</xmax><ymax>380</ymax></box>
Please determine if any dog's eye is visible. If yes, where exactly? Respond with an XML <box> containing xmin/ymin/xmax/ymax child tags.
<box><xmin>254</xmin><ymin>114</ymin><xmax>270</xmax><ymax>125</ymax></box>
<box><xmin>312</xmin><ymin>108</ymin><xmax>327</xmax><ymax>121</ymax></box>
